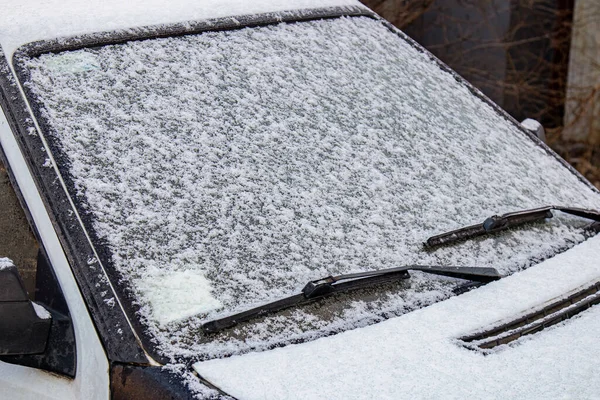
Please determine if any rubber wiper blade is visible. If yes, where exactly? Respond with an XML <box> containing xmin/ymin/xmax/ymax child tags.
<box><xmin>425</xmin><ymin>205</ymin><xmax>600</xmax><ymax>248</ymax></box>
<box><xmin>201</xmin><ymin>265</ymin><xmax>501</xmax><ymax>334</ymax></box>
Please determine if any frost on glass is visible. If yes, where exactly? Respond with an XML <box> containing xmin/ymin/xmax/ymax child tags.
<box><xmin>21</xmin><ymin>17</ymin><xmax>600</xmax><ymax>359</ymax></box>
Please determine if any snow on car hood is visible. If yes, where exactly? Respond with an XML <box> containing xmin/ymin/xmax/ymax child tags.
<box><xmin>194</xmin><ymin>234</ymin><xmax>600</xmax><ymax>399</ymax></box>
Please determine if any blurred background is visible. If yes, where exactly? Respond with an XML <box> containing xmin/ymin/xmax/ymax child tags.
<box><xmin>361</xmin><ymin>0</ymin><xmax>600</xmax><ymax>188</ymax></box>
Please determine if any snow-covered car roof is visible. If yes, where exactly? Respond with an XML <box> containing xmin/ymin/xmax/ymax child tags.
<box><xmin>0</xmin><ymin>0</ymin><xmax>361</xmax><ymax>57</ymax></box>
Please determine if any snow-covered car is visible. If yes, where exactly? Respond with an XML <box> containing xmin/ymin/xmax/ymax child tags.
<box><xmin>1</xmin><ymin>1</ymin><xmax>600</xmax><ymax>399</ymax></box>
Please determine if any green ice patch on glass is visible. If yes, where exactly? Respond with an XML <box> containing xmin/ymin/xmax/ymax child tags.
<box><xmin>44</xmin><ymin>52</ymin><xmax>100</xmax><ymax>74</ymax></box>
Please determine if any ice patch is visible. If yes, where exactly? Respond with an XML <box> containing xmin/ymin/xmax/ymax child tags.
<box><xmin>138</xmin><ymin>270</ymin><xmax>223</xmax><ymax>326</ymax></box>
<box><xmin>44</xmin><ymin>52</ymin><xmax>100</xmax><ymax>74</ymax></box>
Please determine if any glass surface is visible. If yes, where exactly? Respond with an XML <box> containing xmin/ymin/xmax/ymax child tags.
<box><xmin>20</xmin><ymin>16</ymin><xmax>600</xmax><ymax>359</ymax></box>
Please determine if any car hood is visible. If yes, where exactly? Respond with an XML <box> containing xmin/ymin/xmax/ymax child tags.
<box><xmin>193</xmin><ymin>234</ymin><xmax>600</xmax><ymax>399</ymax></box>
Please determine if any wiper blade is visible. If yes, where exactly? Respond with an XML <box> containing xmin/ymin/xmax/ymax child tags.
<box><xmin>201</xmin><ymin>265</ymin><xmax>501</xmax><ymax>334</ymax></box>
<box><xmin>425</xmin><ymin>205</ymin><xmax>600</xmax><ymax>248</ymax></box>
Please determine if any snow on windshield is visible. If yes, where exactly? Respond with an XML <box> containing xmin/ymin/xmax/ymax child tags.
<box><xmin>21</xmin><ymin>16</ymin><xmax>600</xmax><ymax>359</ymax></box>
<box><xmin>194</xmin><ymin>235</ymin><xmax>600</xmax><ymax>399</ymax></box>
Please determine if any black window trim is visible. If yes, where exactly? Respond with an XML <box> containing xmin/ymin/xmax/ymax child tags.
<box><xmin>1</xmin><ymin>4</ymin><xmax>598</xmax><ymax>367</ymax></box>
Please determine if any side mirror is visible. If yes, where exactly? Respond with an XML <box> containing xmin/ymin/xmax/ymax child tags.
<box><xmin>521</xmin><ymin>118</ymin><xmax>546</xmax><ymax>143</ymax></box>
<box><xmin>0</xmin><ymin>260</ymin><xmax>52</xmax><ymax>355</ymax></box>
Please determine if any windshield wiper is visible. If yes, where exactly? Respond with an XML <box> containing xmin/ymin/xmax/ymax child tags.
<box><xmin>425</xmin><ymin>205</ymin><xmax>600</xmax><ymax>248</ymax></box>
<box><xmin>201</xmin><ymin>265</ymin><xmax>501</xmax><ymax>334</ymax></box>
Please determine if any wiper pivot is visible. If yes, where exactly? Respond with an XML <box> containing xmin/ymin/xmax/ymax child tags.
<box><xmin>302</xmin><ymin>265</ymin><xmax>499</xmax><ymax>298</ymax></box>
<box><xmin>482</xmin><ymin>208</ymin><xmax>553</xmax><ymax>231</ymax></box>
<box><xmin>202</xmin><ymin>265</ymin><xmax>501</xmax><ymax>334</ymax></box>
<box><xmin>426</xmin><ymin>205</ymin><xmax>600</xmax><ymax>248</ymax></box>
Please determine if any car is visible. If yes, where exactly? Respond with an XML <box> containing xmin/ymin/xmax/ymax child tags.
<box><xmin>1</xmin><ymin>0</ymin><xmax>600</xmax><ymax>399</ymax></box>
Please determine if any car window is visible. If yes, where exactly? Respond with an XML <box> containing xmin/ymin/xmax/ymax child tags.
<box><xmin>16</xmin><ymin>16</ymin><xmax>600</xmax><ymax>361</ymax></box>
<box><xmin>0</xmin><ymin>160</ymin><xmax>38</xmax><ymax>297</ymax></box>
<box><xmin>0</xmin><ymin>152</ymin><xmax>76</xmax><ymax>376</ymax></box>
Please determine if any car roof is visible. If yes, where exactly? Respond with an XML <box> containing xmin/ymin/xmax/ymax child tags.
<box><xmin>0</xmin><ymin>0</ymin><xmax>361</xmax><ymax>57</ymax></box>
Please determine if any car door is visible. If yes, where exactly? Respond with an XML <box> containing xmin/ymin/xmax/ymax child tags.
<box><xmin>0</xmin><ymin>102</ymin><xmax>109</xmax><ymax>399</ymax></box>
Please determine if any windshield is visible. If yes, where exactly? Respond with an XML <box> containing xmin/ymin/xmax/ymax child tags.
<box><xmin>17</xmin><ymin>16</ymin><xmax>600</xmax><ymax>361</ymax></box>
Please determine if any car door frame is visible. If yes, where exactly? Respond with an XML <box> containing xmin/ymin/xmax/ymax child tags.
<box><xmin>0</xmin><ymin>93</ymin><xmax>110</xmax><ymax>399</ymax></box>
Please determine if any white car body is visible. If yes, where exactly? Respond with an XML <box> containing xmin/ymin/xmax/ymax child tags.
<box><xmin>0</xmin><ymin>1</ymin><xmax>598</xmax><ymax>399</ymax></box>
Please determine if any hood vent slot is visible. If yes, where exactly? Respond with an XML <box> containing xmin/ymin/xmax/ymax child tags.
<box><xmin>460</xmin><ymin>280</ymin><xmax>600</xmax><ymax>350</ymax></box>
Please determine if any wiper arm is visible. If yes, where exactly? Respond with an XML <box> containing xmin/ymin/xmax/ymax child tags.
<box><xmin>201</xmin><ymin>265</ymin><xmax>501</xmax><ymax>334</ymax></box>
<box><xmin>425</xmin><ymin>205</ymin><xmax>600</xmax><ymax>248</ymax></box>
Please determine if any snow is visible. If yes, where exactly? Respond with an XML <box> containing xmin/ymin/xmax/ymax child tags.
<box><xmin>162</xmin><ymin>363</ymin><xmax>230</xmax><ymax>400</ymax></box>
<box><xmin>18</xmin><ymin>16</ymin><xmax>600</xmax><ymax>362</ymax></box>
<box><xmin>0</xmin><ymin>257</ymin><xmax>13</xmax><ymax>270</ymax></box>
<box><xmin>193</xmin><ymin>234</ymin><xmax>600</xmax><ymax>399</ymax></box>
<box><xmin>0</xmin><ymin>0</ymin><xmax>360</xmax><ymax>57</ymax></box>
<box><xmin>137</xmin><ymin>270</ymin><xmax>222</xmax><ymax>326</ymax></box>
<box><xmin>521</xmin><ymin>118</ymin><xmax>542</xmax><ymax>132</ymax></box>
<box><xmin>32</xmin><ymin>302</ymin><xmax>52</xmax><ymax>320</ymax></box>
